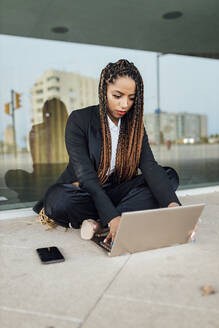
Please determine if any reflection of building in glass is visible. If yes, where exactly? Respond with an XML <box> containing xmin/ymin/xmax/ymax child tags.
<box><xmin>3</xmin><ymin>125</ymin><xmax>14</xmax><ymax>152</ymax></box>
<box><xmin>144</xmin><ymin>112</ymin><xmax>207</xmax><ymax>143</ymax></box>
<box><xmin>30</xmin><ymin>70</ymin><xmax>99</xmax><ymax>124</ymax></box>
<box><xmin>177</xmin><ymin>113</ymin><xmax>207</xmax><ymax>140</ymax></box>
<box><xmin>200</xmin><ymin>115</ymin><xmax>208</xmax><ymax>138</ymax></box>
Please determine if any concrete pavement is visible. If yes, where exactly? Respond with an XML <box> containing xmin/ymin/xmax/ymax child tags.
<box><xmin>0</xmin><ymin>191</ymin><xmax>219</xmax><ymax>328</ymax></box>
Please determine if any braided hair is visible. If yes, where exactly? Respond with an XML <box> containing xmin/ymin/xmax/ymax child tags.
<box><xmin>97</xmin><ymin>59</ymin><xmax>144</xmax><ymax>185</ymax></box>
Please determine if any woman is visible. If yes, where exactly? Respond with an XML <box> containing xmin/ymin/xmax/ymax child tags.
<box><xmin>33</xmin><ymin>59</ymin><xmax>182</xmax><ymax>245</ymax></box>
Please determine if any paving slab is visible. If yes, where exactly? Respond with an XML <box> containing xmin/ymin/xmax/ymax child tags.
<box><xmin>178</xmin><ymin>191</ymin><xmax>219</xmax><ymax>206</ymax></box>
<box><xmin>0</xmin><ymin>217</ymin><xmax>130</xmax><ymax>328</ymax></box>
<box><xmin>81</xmin><ymin>295</ymin><xmax>219</xmax><ymax>328</ymax></box>
<box><xmin>82</xmin><ymin>193</ymin><xmax>219</xmax><ymax>328</ymax></box>
<box><xmin>0</xmin><ymin>191</ymin><xmax>219</xmax><ymax>328</ymax></box>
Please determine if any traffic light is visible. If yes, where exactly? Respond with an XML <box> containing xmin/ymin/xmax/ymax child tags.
<box><xmin>4</xmin><ymin>103</ymin><xmax>10</xmax><ymax>115</ymax></box>
<box><xmin>15</xmin><ymin>92</ymin><xmax>21</xmax><ymax>108</ymax></box>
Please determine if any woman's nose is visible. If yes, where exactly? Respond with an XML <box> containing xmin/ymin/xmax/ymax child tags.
<box><xmin>121</xmin><ymin>98</ymin><xmax>128</xmax><ymax>108</ymax></box>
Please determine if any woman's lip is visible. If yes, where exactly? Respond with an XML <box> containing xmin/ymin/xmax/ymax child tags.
<box><xmin>116</xmin><ymin>110</ymin><xmax>126</xmax><ymax>115</ymax></box>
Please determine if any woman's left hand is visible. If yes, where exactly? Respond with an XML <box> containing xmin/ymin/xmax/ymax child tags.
<box><xmin>168</xmin><ymin>202</ymin><xmax>180</xmax><ymax>207</ymax></box>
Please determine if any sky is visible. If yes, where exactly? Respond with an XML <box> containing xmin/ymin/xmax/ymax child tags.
<box><xmin>0</xmin><ymin>34</ymin><xmax>219</xmax><ymax>147</ymax></box>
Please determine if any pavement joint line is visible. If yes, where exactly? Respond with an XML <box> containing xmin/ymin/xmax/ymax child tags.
<box><xmin>79</xmin><ymin>255</ymin><xmax>132</xmax><ymax>328</ymax></box>
<box><xmin>0</xmin><ymin>305</ymin><xmax>82</xmax><ymax>323</ymax></box>
<box><xmin>104</xmin><ymin>295</ymin><xmax>219</xmax><ymax>314</ymax></box>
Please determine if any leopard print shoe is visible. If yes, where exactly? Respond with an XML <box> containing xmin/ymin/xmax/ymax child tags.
<box><xmin>38</xmin><ymin>208</ymin><xmax>57</xmax><ymax>229</ymax></box>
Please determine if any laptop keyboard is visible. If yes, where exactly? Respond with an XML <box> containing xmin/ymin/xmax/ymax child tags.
<box><xmin>92</xmin><ymin>231</ymin><xmax>112</xmax><ymax>253</ymax></box>
<box><xmin>99</xmin><ymin>241</ymin><xmax>112</xmax><ymax>252</ymax></box>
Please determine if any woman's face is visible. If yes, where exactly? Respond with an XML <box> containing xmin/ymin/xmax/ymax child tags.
<box><xmin>106</xmin><ymin>76</ymin><xmax>136</xmax><ymax>125</ymax></box>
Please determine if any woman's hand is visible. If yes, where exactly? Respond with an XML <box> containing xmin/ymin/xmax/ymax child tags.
<box><xmin>189</xmin><ymin>224</ymin><xmax>198</xmax><ymax>242</ymax></box>
<box><xmin>72</xmin><ymin>181</ymin><xmax>79</xmax><ymax>187</ymax></box>
<box><xmin>168</xmin><ymin>202</ymin><xmax>180</xmax><ymax>207</ymax></box>
<box><xmin>104</xmin><ymin>216</ymin><xmax>121</xmax><ymax>244</ymax></box>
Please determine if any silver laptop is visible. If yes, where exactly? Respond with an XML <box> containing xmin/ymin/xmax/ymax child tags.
<box><xmin>92</xmin><ymin>203</ymin><xmax>205</xmax><ymax>257</ymax></box>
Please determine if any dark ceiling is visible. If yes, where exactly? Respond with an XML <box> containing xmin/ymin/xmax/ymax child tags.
<box><xmin>1</xmin><ymin>0</ymin><xmax>219</xmax><ymax>59</ymax></box>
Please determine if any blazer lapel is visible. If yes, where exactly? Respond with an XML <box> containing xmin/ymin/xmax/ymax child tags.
<box><xmin>88</xmin><ymin>105</ymin><xmax>103</xmax><ymax>171</ymax></box>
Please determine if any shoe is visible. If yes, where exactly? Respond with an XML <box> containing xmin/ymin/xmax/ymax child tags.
<box><xmin>38</xmin><ymin>208</ymin><xmax>57</xmax><ymax>229</ymax></box>
<box><xmin>80</xmin><ymin>219</ymin><xmax>101</xmax><ymax>240</ymax></box>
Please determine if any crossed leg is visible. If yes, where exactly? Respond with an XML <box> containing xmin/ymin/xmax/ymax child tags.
<box><xmin>43</xmin><ymin>179</ymin><xmax>160</xmax><ymax>229</ymax></box>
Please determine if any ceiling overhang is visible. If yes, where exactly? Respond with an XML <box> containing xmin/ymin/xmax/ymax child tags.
<box><xmin>1</xmin><ymin>0</ymin><xmax>219</xmax><ymax>59</ymax></box>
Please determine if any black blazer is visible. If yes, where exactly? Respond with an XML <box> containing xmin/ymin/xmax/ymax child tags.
<box><xmin>55</xmin><ymin>104</ymin><xmax>180</xmax><ymax>226</ymax></box>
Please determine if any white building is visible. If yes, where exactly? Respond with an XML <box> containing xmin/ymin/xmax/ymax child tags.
<box><xmin>30</xmin><ymin>70</ymin><xmax>99</xmax><ymax>124</ymax></box>
<box><xmin>3</xmin><ymin>125</ymin><xmax>16</xmax><ymax>153</ymax></box>
<box><xmin>177</xmin><ymin>113</ymin><xmax>207</xmax><ymax>140</ymax></box>
<box><xmin>200</xmin><ymin>114</ymin><xmax>208</xmax><ymax>138</ymax></box>
<box><xmin>144</xmin><ymin>112</ymin><xmax>178</xmax><ymax>144</ymax></box>
<box><xmin>144</xmin><ymin>111</ymin><xmax>208</xmax><ymax>144</ymax></box>
<box><xmin>160</xmin><ymin>112</ymin><xmax>178</xmax><ymax>142</ymax></box>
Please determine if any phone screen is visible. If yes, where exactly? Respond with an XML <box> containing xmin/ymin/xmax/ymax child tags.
<box><xmin>36</xmin><ymin>247</ymin><xmax>65</xmax><ymax>264</ymax></box>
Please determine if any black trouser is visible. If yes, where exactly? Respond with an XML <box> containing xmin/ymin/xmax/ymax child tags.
<box><xmin>42</xmin><ymin>171</ymin><xmax>179</xmax><ymax>229</ymax></box>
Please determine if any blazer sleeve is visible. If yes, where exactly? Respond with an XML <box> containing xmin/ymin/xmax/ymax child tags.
<box><xmin>65</xmin><ymin>111</ymin><xmax>120</xmax><ymax>227</ymax></box>
<box><xmin>139</xmin><ymin>128</ymin><xmax>181</xmax><ymax>207</ymax></box>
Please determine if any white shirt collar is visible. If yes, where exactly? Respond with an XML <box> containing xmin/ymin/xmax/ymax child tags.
<box><xmin>107</xmin><ymin>114</ymin><xmax>121</xmax><ymax>130</ymax></box>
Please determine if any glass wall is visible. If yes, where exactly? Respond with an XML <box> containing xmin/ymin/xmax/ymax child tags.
<box><xmin>0</xmin><ymin>35</ymin><xmax>219</xmax><ymax>210</ymax></box>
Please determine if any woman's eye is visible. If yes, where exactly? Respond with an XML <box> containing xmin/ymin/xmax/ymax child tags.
<box><xmin>113</xmin><ymin>95</ymin><xmax>135</xmax><ymax>101</ymax></box>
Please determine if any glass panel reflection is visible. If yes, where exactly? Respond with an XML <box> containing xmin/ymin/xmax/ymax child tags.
<box><xmin>0</xmin><ymin>34</ymin><xmax>218</xmax><ymax>211</ymax></box>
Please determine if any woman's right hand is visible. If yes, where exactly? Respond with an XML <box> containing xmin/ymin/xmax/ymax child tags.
<box><xmin>104</xmin><ymin>216</ymin><xmax>121</xmax><ymax>244</ymax></box>
<box><xmin>72</xmin><ymin>181</ymin><xmax>79</xmax><ymax>188</ymax></box>
<box><xmin>189</xmin><ymin>224</ymin><xmax>198</xmax><ymax>242</ymax></box>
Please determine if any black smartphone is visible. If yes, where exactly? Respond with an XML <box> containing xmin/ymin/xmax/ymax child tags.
<box><xmin>36</xmin><ymin>246</ymin><xmax>65</xmax><ymax>264</ymax></box>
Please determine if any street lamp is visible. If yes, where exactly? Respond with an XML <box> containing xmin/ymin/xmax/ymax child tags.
<box><xmin>154</xmin><ymin>53</ymin><xmax>168</xmax><ymax>147</ymax></box>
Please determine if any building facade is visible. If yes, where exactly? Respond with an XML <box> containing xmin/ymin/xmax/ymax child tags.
<box><xmin>144</xmin><ymin>112</ymin><xmax>208</xmax><ymax>144</ymax></box>
<box><xmin>30</xmin><ymin>70</ymin><xmax>99</xmax><ymax>124</ymax></box>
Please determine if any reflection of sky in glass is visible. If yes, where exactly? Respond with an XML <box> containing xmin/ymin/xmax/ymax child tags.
<box><xmin>0</xmin><ymin>34</ymin><xmax>219</xmax><ymax>148</ymax></box>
